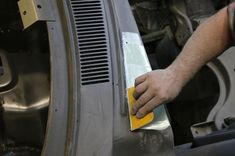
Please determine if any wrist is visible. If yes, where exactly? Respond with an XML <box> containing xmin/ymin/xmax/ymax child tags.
<box><xmin>166</xmin><ymin>64</ymin><xmax>190</xmax><ymax>88</ymax></box>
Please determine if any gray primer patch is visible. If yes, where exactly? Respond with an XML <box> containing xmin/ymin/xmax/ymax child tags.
<box><xmin>122</xmin><ymin>32</ymin><xmax>170</xmax><ymax>130</ymax></box>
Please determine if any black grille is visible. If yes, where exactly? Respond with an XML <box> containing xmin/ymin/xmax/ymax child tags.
<box><xmin>70</xmin><ymin>0</ymin><xmax>110</xmax><ymax>85</ymax></box>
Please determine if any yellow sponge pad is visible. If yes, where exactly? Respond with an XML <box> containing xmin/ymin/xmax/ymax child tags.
<box><xmin>127</xmin><ymin>87</ymin><xmax>154</xmax><ymax>131</ymax></box>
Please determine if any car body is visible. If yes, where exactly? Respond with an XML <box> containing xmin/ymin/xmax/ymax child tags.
<box><xmin>1</xmin><ymin>0</ymin><xmax>235</xmax><ymax>156</ymax></box>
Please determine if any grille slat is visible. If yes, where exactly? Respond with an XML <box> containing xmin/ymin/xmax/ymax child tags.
<box><xmin>77</xmin><ymin>33</ymin><xmax>105</xmax><ymax>39</ymax></box>
<box><xmin>80</xmin><ymin>48</ymin><xmax>107</xmax><ymax>53</ymax></box>
<box><xmin>77</xmin><ymin>30</ymin><xmax>105</xmax><ymax>35</ymax></box>
<box><xmin>71</xmin><ymin>3</ymin><xmax>101</xmax><ymax>7</ymax></box>
<box><xmin>74</xmin><ymin>15</ymin><xmax>103</xmax><ymax>21</ymax></box>
<box><xmin>81</xmin><ymin>60</ymin><xmax>108</xmax><ymax>66</ymax></box>
<box><xmin>73</xmin><ymin>12</ymin><xmax>103</xmax><ymax>17</ymax></box>
<box><xmin>80</xmin><ymin>52</ymin><xmax>107</xmax><ymax>57</ymax></box>
<box><xmin>77</xmin><ymin>26</ymin><xmax>104</xmax><ymax>31</ymax></box>
<box><xmin>81</xmin><ymin>71</ymin><xmax>109</xmax><ymax>78</ymax></box>
<box><xmin>79</xmin><ymin>45</ymin><xmax>107</xmax><ymax>51</ymax></box>
<box><xmin>76</xmin><ymin>23</ymin><xmax>104</xmax><ymax>28</ymax></box>
<box><xmin>80</xmin><ymin>59</ymin><xmax>108</xmax><ymax>64</ymax></box>
<box><xmin>72</xmin><ymin>9</ymin><xmax>102</xmax><ymax>14</ymax></box>
<box><xmin>81</xmin><ymin>67</ymin><xmax>109</xmax><ymax>73</ymax></box>
<box><xmin>82</xmin><ymin>76</ymin><xmax>109</xmax><ymax>81</ymax></box>
<box><xmin>72</xmin><ymin>6</ymin><xmax>102</xmax><ymax>11</ymax></box>
<box><xmin>71</xmin><ymin>0</ymin><xmax>100</xmax><ymax>4</ymax></box>
<box><xmin>79</xmin><ymin>36</ymin><xmax>105</xmax><ymax>42</ymax></box>
<box><xmin>81</xmin><ymin>79</ymin><xmax>110</xmax><ymax>85</ymax></box>
<box><xmin>80</xmin><ymin>56</ymin><xmax>108</xmax><ymax>61</ymax></box>
<box><xmin>79</xmin><ymin>41</ymin><xmax>106</xmax><ymax>46</ymax></box>
<box><xmin>81</xmin><ymin>63</ymin><xmax>108</xmax><ymax>69</ymax></box>
<box><xmin>75</xmin><ymin>20</ymin><xmax>103</xmax><ymax>25</ymax></box>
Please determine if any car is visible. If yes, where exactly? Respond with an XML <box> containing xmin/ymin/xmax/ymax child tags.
<box><xmin>0</xmin><ymin>0</ymin><xmax>235</xmax><ymax>155</ymax></box>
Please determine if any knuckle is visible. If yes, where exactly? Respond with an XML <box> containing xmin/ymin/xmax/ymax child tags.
<box><xmin>158</xmin><ymin>92</ymin><xmax>168</xmax><ymax>102</ymax></box>
<box><xmin>136</xmin><ymin>97</ymin><xmax>145</xmax><ymax>106</ymax></box>
<box><xmin>135</xmin><ymin>74</ymin><xmax>147</xmax><ymax>86</ymax></box>
<box><xmin>135</xmin><ymin>86</ymin><xmax>142</xmax><ymax>94</ymax></box>
<box><xmin>134</xmin><ymin>79</ymin><xmax>138</xmax><ymax>86</ymax></box>
<box><xmin>138</xmin><ymin>109</ymin><xmax>146</xmax><ymax>116</ymax></box>
<box><xmin>139</xmin><ymin>106</ymin><xmax>150</xmax><ymax>115</ymax></box>
<box><xmin>134</xmin><ymin>101</ymin><xmax>141</xmax><ymax>109</ymax></box>
<box><xmin>145</xmin><ymin>73</ymin><xmax>151</xmax><ymax>80</ymax></box>
<box><xmin>144</xmin><ymin>105</ymin><xmax>151</xmax><ymax>112</ymax></box>
<box><xmin>135</xmin><ymin>95</ymin><xmax>149</xmax><ymax>108</ymax></box>
<box><xmin>151</xmin><ymin>85</ymin><xmax>158</xmax><ymax>92</ymax></box>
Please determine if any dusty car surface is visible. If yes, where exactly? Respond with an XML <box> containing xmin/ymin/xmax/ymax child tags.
<box><xmin>0</xmin><ymin>0</ymin><xmax>235</xmax><ymax>156</ymax></box>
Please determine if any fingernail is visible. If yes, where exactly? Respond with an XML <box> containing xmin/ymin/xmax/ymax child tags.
<box><xmin>136</xmin><ymin>112</ymin><xmax>144</xmax><ymax>119</ymax></box>
<box><xmin>131</xmin><ymin>107</ymin><xmax>137</xmax><ymax>115</ymax></box>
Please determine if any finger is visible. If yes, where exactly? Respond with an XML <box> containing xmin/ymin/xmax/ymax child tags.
<box><xmin>133</xmin><ymin>81</ymin><xmax>148</xmax><ymax>99</ymax></box>
<box><xmin>136</xmin><ymin>97</ymin><xmax>161</xmax><ymax>119</ymax></box>
<box><xmin>131</xmin><ymin>90</ymin><xmax>154</xmax><ymax>115</ymax></box>
<box><xmin>134</xmin><ymin>74</ymin><xmax>147</xmax><ymax>87</ymax></box>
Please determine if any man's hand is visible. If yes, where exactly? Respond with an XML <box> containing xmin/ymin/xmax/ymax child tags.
<box><xmin>131</xmin><ymin>69</ymin><xmax>183</xmax><ymax>118</ymax></box>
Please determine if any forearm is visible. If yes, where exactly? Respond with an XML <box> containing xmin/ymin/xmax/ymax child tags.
<box><xmin>168</xmin><ymin>6</ymin><xmax>231</xmax><ymax>86</ymax></box>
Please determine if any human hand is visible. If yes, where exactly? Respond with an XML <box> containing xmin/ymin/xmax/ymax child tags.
<box><xmin>131</xmin><ymin>69</ymin><xmax>184</xmax><ymax>118</ymax></box>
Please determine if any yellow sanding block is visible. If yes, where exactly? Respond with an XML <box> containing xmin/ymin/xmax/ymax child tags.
<box><xmin>128</xmin><ymin>87</ymin><xmax>154</xmax><ymax>131</ymax></box>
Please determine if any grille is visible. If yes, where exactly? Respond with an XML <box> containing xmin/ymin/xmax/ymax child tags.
<box><xmin>70</xmin><ymin>0</ymin><xmax>110</xmax><ymax>85</ymax></box>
